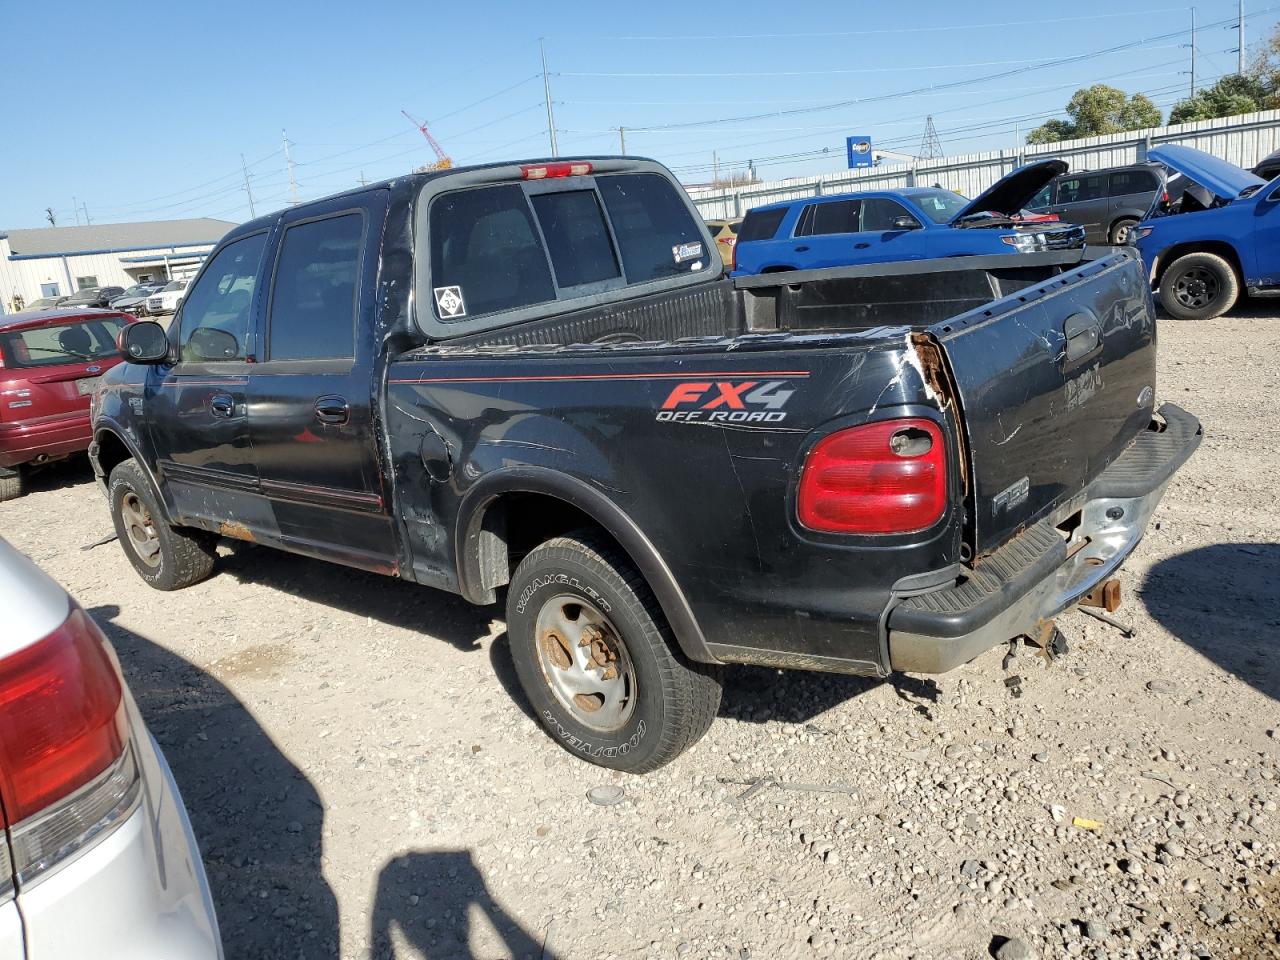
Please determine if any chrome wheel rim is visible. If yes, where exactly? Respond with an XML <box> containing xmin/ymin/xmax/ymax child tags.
<box><xmin>121</xmin><ymin>492</ymin><xmax>161</xmax><ymax>568</ymax></box>
<box><xmin>533</xmin><ymin>594</ymin><xmax>636</xmax><ymax>732</ymax></box>
<box><xmin>1173</xmin><ymin>267</ymin><xmax>1220</xmax><ymax>309</ymax></box>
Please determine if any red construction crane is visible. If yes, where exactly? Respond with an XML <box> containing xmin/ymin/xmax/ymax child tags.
<box><xmin>401</xmin><ymin>109</ymin><xmax>452</xmax><ymax>171</ymax></box>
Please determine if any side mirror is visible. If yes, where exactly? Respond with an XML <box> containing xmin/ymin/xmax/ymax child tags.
<box><xmin>892</xmin><ymin>216</ymin><xmax>923</xmax><ymax>230</ymax></box>
<box><xmin>119</xmin><ymin>320</ymin><xmax>169</xmax><ymax>364</ymax></box>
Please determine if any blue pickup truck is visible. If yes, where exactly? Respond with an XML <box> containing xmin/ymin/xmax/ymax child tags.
<box><xmin>1134</xmin><ymin>144</ymin><xmax>1280</xmax><ymax>320</ymax></box>
<box><xmin>733</xmin><ymin>159</ymin><xmax>1086</xmax><ymax>275</ymax></box>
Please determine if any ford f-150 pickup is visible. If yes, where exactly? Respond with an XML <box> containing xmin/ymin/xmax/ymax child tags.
<box><xmin>89</xmin><ymin>157</ymin><xmax>1201</xmax><ymax>772</ymax></box>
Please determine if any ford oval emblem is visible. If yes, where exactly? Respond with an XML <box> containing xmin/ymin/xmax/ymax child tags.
<box><xmin>85</xmin><ymin>364</ymin><xmax>101</xmax><ymax>374</ymax></box>
<box><xmin>1137</xmin><ymin>385</ymin><xmax>1153</xmax><ymax>407</ymax></box>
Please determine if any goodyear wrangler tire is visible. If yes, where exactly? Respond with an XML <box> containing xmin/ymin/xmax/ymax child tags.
<box><xmin>505</xmin><ymin>531</ymin><xmax>722</xmax><ymax>773</ymax></box>
<box><xmin>109</xmin><ymin>458</ymin><xmax>216</xmax><ymax>591</ymax></box>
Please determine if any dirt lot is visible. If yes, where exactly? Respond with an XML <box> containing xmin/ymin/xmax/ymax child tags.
<box><xmin>2</xmin><ymin>312</ymin><xmax>1278</xmax><ymax>960</ymax></box>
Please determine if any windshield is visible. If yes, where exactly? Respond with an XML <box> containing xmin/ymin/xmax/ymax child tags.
<box><xmin>121</xmin><ymin>285</ymin><xmax>148</xmax><ymax>297</ymax></box>
<box><xmin>908</xmin><ymin>190</ymin><xmax>970</xmax><ymax>223</ymax></box>
<box><xmin>0</xmin><ymin>317</ymin><xmax>125</xmax><ymax>369</ymax></box>
<box><xmin>161</xmin><ymin>280</ymin><xmax>185</xmax><ymax>292</ymax></box>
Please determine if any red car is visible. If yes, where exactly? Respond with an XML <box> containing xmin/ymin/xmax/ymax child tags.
<box><xmin>0</xmin><ymin>309</ymin><xmax>133</xmax><ymax>501</ymax></box>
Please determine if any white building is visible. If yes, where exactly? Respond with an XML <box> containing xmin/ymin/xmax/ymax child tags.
<box><xmin>0</xmin><ymin>218</ymin><xmax>235</xmax><ymax>312</ymax></box>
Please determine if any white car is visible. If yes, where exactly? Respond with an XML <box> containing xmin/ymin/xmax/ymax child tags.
<box><xmin>144</xmin><ymin>279</ymin><xmax>189</xmax><ymax>316</ymax></box>
<box><xmin>0</xmin><ymin>539</ymin><xmax>223</xmax><ymax>959</ymax></box>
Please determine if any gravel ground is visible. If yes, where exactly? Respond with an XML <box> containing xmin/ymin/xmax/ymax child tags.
<box><xmin>2</xmin><ymin>311</ymin><xmax>1278</xmax><ymax>960</ymax></box>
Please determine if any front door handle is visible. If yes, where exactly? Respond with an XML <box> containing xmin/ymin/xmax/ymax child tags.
<box><xmin>314</xmin><ymin>396</ymin><xmax>350</xmax><ymax>425</ymax></box>
<box><xmin>209</xmin><ymin>394</ymin><xmax>234</xmax><ymax>418</ymax></box>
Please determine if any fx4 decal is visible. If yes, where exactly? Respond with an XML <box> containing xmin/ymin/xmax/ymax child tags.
<box><xmin>656</xmin><ymin>380</ymin><xmax>796</xmax><ymax>423</ymax></box>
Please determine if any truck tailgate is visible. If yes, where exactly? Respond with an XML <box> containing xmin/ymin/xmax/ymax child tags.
<box><xmin>930</xmin><ymin>251</ymin><xmax>1156</xmax><ymax>555</ymax></box>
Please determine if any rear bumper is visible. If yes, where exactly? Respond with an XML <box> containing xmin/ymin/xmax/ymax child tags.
<box><xmin>0</xmin><ymin>411</ymin><xmax>92</xmax><ymax>468</ymax></box>
<box><xmin>886</xmin><ymin>403</ymin><xmax>1201</xmax><ymax>673</ymax></box>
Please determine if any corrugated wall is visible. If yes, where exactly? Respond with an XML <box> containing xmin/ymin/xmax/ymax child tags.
<box><xmin>688</xmin><ymin>111</ymin><xmax>1280</xmax><ymax>219</ymax></box>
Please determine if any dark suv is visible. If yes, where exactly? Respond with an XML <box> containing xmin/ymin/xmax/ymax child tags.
<box><xmin>1026</xmin><ymin>163</ymin><xmax>1165</xmax><ymax>245</ymax></box>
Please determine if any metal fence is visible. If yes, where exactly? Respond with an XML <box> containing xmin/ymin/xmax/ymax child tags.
<box><xmin>687</xmin><ymin>110</ymin><xmax>1280</xmax><ymax>219</ymax></box>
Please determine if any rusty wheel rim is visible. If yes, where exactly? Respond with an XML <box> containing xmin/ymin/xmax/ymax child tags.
<box><xmin>533</xmin><ymin>594</ymin><xmax>636</xmax><ymax>733</ymax></box>
<box><xmin>121</xmin><ymin>492</ymin><xmax>161</xmax><ymax>568</ymax></box>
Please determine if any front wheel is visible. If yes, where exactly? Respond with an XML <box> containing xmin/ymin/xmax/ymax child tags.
<box><xmin>505</xmin><ymin>531</ymin><xmax>722</xmax><ymax>773</ymax></box>
<box><xmin>109</xmin><ymin>458</ymin><xmax>217</xmax><ymax>590</ymax></box>
<box><xmin>1158</xmin><ymin>252</ymin><xmax>1240</xmax><ymax>320</ymax></box>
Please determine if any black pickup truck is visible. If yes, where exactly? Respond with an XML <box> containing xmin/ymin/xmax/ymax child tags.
<box><xmin>91</xmin><ymin>157</ymin><xmax>1201</xmax><ymax>772</ymax></box>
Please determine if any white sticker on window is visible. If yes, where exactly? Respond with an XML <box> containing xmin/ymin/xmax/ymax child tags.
<box><xmin>673</xmin><ymin>241</ymin><xmax>703</xmax><ymax>263</ymax></box>
<box><xmin>434</xmin><ymin>285</ymin><xmax>466</xmax><ymax>318</ymax></box>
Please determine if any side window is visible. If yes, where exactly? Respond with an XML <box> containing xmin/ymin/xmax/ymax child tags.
<box><xmin>597</xmin><ymin>173</ymin><xmax>708</xmax><ymax>282</ymax></box>
<box><xmin>1109</xmin><ymin>169</ymin><xmax>1158</xmax><ymax>196</ymax></box>
<box><xmin>807</xmin><ymin>199</ymin><xmax>860</xmax><ymax>236</ymax></box>
<box><xmin>430</xmin><ymin>184</ymin><xmax>555</xmax><ymax>320</ymax></box>
<box><xmin>1028</xmin><ymin>183</ymin><xmax>1054</xmax><ymax>209</ymax></box>
<box><xmin>860</xmin><ymin>198</ymin><xmax>914</xmax><ymax>232</ymax></box>
<box><xmin>179</xmin><ymin>233</ymin><xmax>267</xmax><ymax>362</ymax></box>
<box><xmin>1057</xmin><ymin>175</ymin><xmax>1107</xmax><ymax>205</ymax></box>
<box><xmin>737</xmin><ymin>207</ymin><xmax>786</xmax><ymax>242</ymax></box>
<box><xmin>529</xmin><ymin>190</ymin><xmax>620</xmax><ymax>288</ymax></box>
<box><xmin>268</xmin><ymin>213</ymin><xmax>363</xmax><ymax>361</ymax></box>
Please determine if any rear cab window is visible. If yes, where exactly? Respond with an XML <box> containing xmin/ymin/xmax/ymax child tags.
<box><xmin>0</xmin><ymin>317</ymin><xmax>125</xmax><ymax>368</ymax></box>
<box><xmin>416</xmin><ymin>162</ymin><xmax>714</xmax><ymax>336</ymax></box>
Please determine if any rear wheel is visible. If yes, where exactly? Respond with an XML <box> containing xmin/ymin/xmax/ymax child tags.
<box><xmin>109</xmin><ymin>458</ymin><xmax>216</xmax><ymax>590</ymax></box>
<box><xmin>1109</xmin><ymin>218</ymin><xmax>1138</xmax><ymax>245</ymax></box>
<box><xmin>505</xmin><ymin>531</ymin><xmax>722</xmax><ymax>773</ymax></box>
<box><xmin>1158</xmin><ymin>252</ymin><xmax>1240</xmax><ymax>320</ymax></box>
<box><xmin>0</xmin><ymin>466</ymin><xmax>24</xmax><ymax>502</ymax></box>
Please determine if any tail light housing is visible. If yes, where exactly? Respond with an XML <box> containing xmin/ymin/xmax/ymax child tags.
<box><xmin>797</xmin><ymin>418</ymin><xmax>947</xmax><ymax>534</ymax></box>
<box><xmin>0</xmin><ymin>606</ymin><xmax>139</xmax><ymax>887</ymax></box>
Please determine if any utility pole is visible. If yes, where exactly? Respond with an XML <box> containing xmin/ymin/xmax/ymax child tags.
<box><xmin>1238</xmin><ymin>0</ymin><xmax>1245</xmax><ymax>74</ymax></box>
<box><xmin>81</xmin><ymin>202</ymin><xmax>91</xmax><ymax>225</ymax></box>
<box><xmin>241</xmin><ymin>153</ymin><xmax>256</xmax><ymax>219</ymax></box>
<box><xmin>618</xmin><ymin>127</ymin><xmax>626</xmax><ymax>154</ymax></box>
<box><xmin>712</xmin><ymin>150</ymin><xmax>720</xmax><ymax>185</ymax></box>
<box><xmin>72</xmin><ymin>196</ymin><xmax>81</xmax><ymax>226</ymax></box>
<box><xmin>540</xmin><ymin>39</ymin><xmax>559</xmax><ymax>157</ymax></box>
<box><xmin>1191</xmin><ymin>7</ymin><xmax>1197</xmax><ymax>96</ymax></box>
<box><xmin>359</xmin><ymin>171</ymin><xmax>368</xmax><ymax>186</ymax></box>
<box><xmin>44</xmin><ymin>207</ymin><xmax>56</xmax><ymax>227</ymax></box>
<box><xmin>283</xmin><ymin>129</ymin><xmax>300</xmax><ymax>205</ymax></box>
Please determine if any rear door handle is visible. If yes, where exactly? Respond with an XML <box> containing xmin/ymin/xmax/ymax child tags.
<box><xmin>793</xmin><ymin>245</ymin><xmax>810</xmax><ymax>253</ymax></box>
<box><xmin>314</xmin><ymin>396</ymin><xmax>350</xmax><ymax>425</ymax></box>
<box><xmin>853</xmin><ymin>242</ymin><xmax>871</xmax><ymax>249</ymax></box>
<box><xmin>209</xmin><ymin>394</ymin><xmax>234</xmax><ymax>418</ymax></box>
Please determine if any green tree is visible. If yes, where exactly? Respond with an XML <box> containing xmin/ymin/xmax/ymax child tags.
<box><xmin>1027</xmin><ymin>85</ymin><xmax>1163</xmax><ymax>144</ymax></box>
<box><xmin>1169</xmin><ymin>74</ymin><xmax>1275</xmax><ymax>123</ymax></box>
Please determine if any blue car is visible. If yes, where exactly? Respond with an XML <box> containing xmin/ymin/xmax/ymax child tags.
<box><xmin>1135</xmin><ymin>144</ymin><xmax>1280</xmax><ymax>320</ymax></box>
<box><xmin>732</xmin><ymin>159</ymin><xmax>1086</xmax><ymax>276</ymax></box>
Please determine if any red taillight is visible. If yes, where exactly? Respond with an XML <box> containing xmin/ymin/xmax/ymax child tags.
<box><xmin>521</xmin><ymin>161</ymin><xmax>593</xmax><ymax>180</ymax></box>
<box><xmin>0</xmin><ymin>606</ymin><xmax>126</xmax><ymax>825</ymax></box>
<box><xmin>797</xmin><ymin>418</ymin><xmax>947</xmax><ymax>535</ymax></box>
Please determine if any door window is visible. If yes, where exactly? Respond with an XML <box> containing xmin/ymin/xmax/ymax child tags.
<box><xmin>178</xmin><ymin>233</ymin><xmax>267</xmax><ymax>362</ymax></box>
<box><xmin>268</xmin><ymin>213</ymin><xmax>363</xmax><ymax>361</ymax></box>
<box><xmin>1055</xmin><ymin>175</ymin><xmax>1107</xmax><ymax>205</ymax></box>
<box><xmin>1028</xmin><ymin>183</ymin><xmax>1054</xmax><ymax>209</ymax></box>
<box><xmin>860</xmin><ymin>198</ymin><xmax>915</xmax><ymax>231</ymax></box>
<box><xmin>429</xmin><ymin>184</ymin><xmax>556</xmax><ymax>320</ymax></box>
<box><xmin>1108</xmin><ymin>169</ymin><xmax>1159</xmax><ymax>196</ymax></box>
<box><xmin>799</xmin><ymin>199</ymin><xmax>861</xmax><ymax>236</ymax></box>
<box><xmin>529</xmin><ymin>190</ymin><xmax>620</xmax><ymax>288</ymax></box>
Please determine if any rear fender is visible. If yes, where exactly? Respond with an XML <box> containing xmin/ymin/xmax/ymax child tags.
<box><xmin>455</xmin><ymin>467</ymin><xmax>717</xmax><ymax>664</ymax></box>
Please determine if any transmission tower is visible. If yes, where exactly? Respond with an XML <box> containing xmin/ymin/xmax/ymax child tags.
<box><xmin>918</xmin><ymin>116</ymin><xmax>944</xmax><ymax>160</ymax></box>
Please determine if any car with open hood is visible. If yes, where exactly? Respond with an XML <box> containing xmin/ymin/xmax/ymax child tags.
<box><xmin>1134</xmin><ymin>144</ymin><xmax>1280</xmax><ymax>320</ymax></box>
<box><xmin>732</xmin><ymin>159</ymin><xmax>1085</xmax><ymax>276</ymax></box>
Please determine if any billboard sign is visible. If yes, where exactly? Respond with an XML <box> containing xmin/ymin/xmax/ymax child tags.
<box><xmin>846</xmin><ymin>135</ymin><xmax>873</xmax><ymax>169</ymax></box>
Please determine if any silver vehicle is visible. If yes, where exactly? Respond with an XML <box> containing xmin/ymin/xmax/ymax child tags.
<box><xmin>0</xmin><ymin>538</ymin><xmax>223</xmax><ymax>959</ymax></box>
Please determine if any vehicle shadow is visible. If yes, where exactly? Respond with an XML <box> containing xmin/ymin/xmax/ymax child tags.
<box><xmin>88</xmin><ymin>604</ymin><xmax>341</xmax><ymax>959</ymax></box>
<box><xmin>718</xmin><ymin>665</ymin><xmax>939</xmax><ymax>724</ymax></box>
<box><xmin>19</xmin><ymin>453</ymin><xmax>96</xmax><ymax>494</ymax></box>
<box><xmin>217</xmin><ymin>546</ymin><xmax>501</xmax><ymax>653</ymax></box>
<box><xmin>1141</xmin><ymin>542</ymin><xmax>1280</xmax><ymax>702</ymax></box>
<box><xmin>368</xmin><ymin>849</ymin><xmax>550</xmax><ymax>960</ymax></box>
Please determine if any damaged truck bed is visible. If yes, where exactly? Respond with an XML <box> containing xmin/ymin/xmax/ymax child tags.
<box><xmin>90</xmin><ymin>157</ymin><xmax>1201</xmax><ymax>772</ymax></box>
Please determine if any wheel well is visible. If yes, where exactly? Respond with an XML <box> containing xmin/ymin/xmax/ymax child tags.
<box><xmin>474</xmin><ymin>491</ymin><xmax>627</xmax><ymax>593</ymax></box>
<box><xmin>94</xmin><ymin>429</ymin><xmax>132</xmax><ymax>480</ymax></box>
<box><xmin>1109</xmin><ymin>215</ymin><xmax>1138</xmax><ymax>235</ymax></box>
<box><xmin>1154</xmin><ymin>240</ymin><xmax>1244</xmax><ymax>287</ymax></box>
